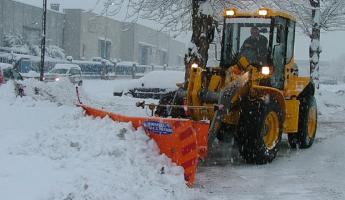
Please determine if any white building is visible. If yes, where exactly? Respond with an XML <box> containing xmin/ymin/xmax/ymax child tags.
<box><xmin>0</xmin><ymin>0</ymin><xmax>186</xmax><ymax>66</ymax></box>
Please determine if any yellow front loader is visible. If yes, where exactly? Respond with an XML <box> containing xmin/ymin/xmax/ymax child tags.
<box><xmin>156</xmin><ymin>8</ymin><xmax>317</xmax><ymax>164</ymax></box>
<box><xmin>80</xmin><ymin>8</ymin><xmax>318</xmax><ymax>186</ymax></box>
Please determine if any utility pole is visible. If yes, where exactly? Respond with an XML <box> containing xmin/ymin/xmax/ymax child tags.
<box><xmin>40</xmin><ymin>0</ymin><xmax>47</xmax><ymax>81</ymax></box>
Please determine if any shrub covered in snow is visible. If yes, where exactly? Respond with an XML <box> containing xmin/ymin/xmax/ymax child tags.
<box><xmin>2</xmin><ymin>33</ymin><xmax>25</xmax><ymax>47</ymax></box>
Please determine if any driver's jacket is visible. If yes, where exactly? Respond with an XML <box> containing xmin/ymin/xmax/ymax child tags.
<box><xmin>241</xmin><ymin>35</ymin><xmax>268</xmax><ymax>65</ymax></box>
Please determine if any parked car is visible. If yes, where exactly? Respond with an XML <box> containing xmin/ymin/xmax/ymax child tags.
<box><xmin>113</xmin><ymin>70</ymin><xmax>184</xmax><ymax>99</ymax></box>
<box><xmin>44</xmin><ymin>63</ymin><xmax>83</xmax><ymax>86</ymax></box>
<box><xmin>0</xmin><ymin>62</ymin><xmax>25</xmax><ymax>96</ymax></box>
<box><xmin>0</xmin><ymin>63</ymin><xmax>23</xmax><ymax>84</ymax></box>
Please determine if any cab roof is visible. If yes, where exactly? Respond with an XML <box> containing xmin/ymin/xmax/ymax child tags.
<box><xmin>224</xmin><ymin>8</ymin><xmax>296</xmax><ymax>22</ymax></box>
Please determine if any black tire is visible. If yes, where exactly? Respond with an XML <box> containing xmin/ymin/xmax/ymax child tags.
<box><xmin>237</xmin><ymin>97</ymin><xmax>284</xmax><ymax>164</ymax></box>
<box><xmin>154</xmin><ymin>90</ymin><xmax>186</xmax><ymax>118</ymax></box>
<box><xmin>288</xmin><ymin>95</ymin><xmax>317</xmax><ymax>149</ymax></box>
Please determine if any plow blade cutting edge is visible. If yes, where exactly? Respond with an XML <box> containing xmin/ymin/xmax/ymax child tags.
<box><xmin>78</xmin><ymin>104</ymin><xmax>209</xmax><ymax>186</ymax></box>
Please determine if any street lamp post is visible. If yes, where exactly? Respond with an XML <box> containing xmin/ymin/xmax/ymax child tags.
<box><xmin>40</xmin><ymin>0</ymin><xmax>47</xmax><ymax>81</ymax></box>
<box><xmin>101</xmin><ymin>2</ymin><xmax>114</xmax><ymax>78</ymax></box>
<box><xmin>103</xmin><ymin>2</ymin><xmax>114</xmax><ymax>59</ymax></box>
<box><xmin>104</xmin><ymin>8</ymin><xmax>108</xmax><ymax>59</ymax></box>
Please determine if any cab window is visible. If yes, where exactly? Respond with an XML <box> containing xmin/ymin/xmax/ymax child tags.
<box><xmin>286</xmin><ymin>21</ymin><xmax>295</xmax><ymax>63</ymax></box>
<box><xmin>270</xmin><ymin>17</ymin><xmax>287</xmax><ymax>90</ymax></box>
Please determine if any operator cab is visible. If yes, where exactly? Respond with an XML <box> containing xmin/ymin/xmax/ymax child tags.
<box><xmin>221</xmin><ymin>8</ymin><xmax>296</xmax><ymax>89</ymax></box>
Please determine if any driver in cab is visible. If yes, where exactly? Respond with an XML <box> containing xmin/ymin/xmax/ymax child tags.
<box><xmin>240</xmin><ymin>26</ymin><xmax>268</xmax><ymax>65</ymax></box>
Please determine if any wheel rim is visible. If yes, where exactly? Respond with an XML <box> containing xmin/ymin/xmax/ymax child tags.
<box><xmin>307</xmin><ymin>105</ymin><xmax>317</xmax><ymax>139</ymax></box>
<box><xmin>262</xmin><ymin>111</ymin><xmax>280</xmax><ymax>150</ymax></box>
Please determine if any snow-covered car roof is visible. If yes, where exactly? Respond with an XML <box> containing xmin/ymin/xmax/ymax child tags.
<box><xmin>113</xmin><ymin>70</ymin><xmax>184</xmax><ymax>92</ymax></box>
<box><xmin>91</xmin><ymin>57</ymin><xmax>102</xmax><ymax>62</ymax></box>
<box><xmin>0</xmin><ymin>63</ymin><xmax>14</xmax><ymax>70</ymax></box>
<box><xmin>117</xmin><ymin>61</ymin><xmax>139</xmax><ymax>66</ymax></box>
<box><xmin>137</xmin><ymin>71</ymin><xmax>184</xmax><ymax>88</ymax></box>
<box><xmin>53</xmin><ymin>63</ymin><xmax>81</xmax><ymax>70</ymax></box>
<box><xmin>21</xmin><ymin>71</ymin><xmax>40</xmax><ymax>78</ymax></box>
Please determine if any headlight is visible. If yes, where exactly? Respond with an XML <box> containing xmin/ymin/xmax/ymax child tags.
<box><xmin>261</xmin><ymin>66</ymin><xmax>270</xmax><ymax>75</ymax></box>
<box><xmin>225</xmin><ymin>9</ymin><xmax>236</xmax><ymax>16</ymax></box>
<box><xmin>42</xmin><ymin>77</ymin><xmax>45</xmax><ymax>80</ymax></box>
<box><xmin>191</xmin><ymin>63</ymin><xmax>199</xmax><ymax>69</ymax></box>
<box><xmin>258</xmin><ymin>9</ymin><xmax>268</xmax><ymax>16</ymax></box>
<box><xmin>55</xmin><ymin>77</ymin><xmax>60</xmax><ymax>81</ymax></box>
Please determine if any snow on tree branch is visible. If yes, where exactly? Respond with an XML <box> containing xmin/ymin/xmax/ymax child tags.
<box><xmin>251</xmin><ymin>0</ymin><xmax>345</xmax><ymax>34</ymax></box>
<box><xmin>100</xmin><ymin>0</ymin><xmax>247</xmax><ymax>35</ymax></box>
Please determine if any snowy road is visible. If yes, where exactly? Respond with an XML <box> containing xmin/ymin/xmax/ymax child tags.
<box><xmin>192</xmin><ymin>121</ymin><xmax>345</xmax><ymax>200</ymax></box>
<box><xmin>1</xmin><ymin>79</ymin><xmax>345</xmax><ymax>200</ymax></box>
<box><xmin>82</xmin><ymin>79</ymin><xmax>345</xmax><ymax>200</ymax></box>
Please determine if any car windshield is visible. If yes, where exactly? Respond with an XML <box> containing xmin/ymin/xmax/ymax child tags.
<box><xmin>3</xmin><ymin>68</ymin><xmax>13</xmax><ymax>79</ymax></box>
<box><xmin>221</xmin><ymin>18</ymin><xmax>271</xmax><ymax>67</ymax></box>
<box><xmin>50</xmin><ymin>69</ymin><xmax>68</xmax><ymax>74</ymax></box>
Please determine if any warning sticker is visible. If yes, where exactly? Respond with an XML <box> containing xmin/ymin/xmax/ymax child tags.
<box><xmin>143</xmin><ymin>121</ymin><xmax>173</xmax><ymax>135</ymax></box>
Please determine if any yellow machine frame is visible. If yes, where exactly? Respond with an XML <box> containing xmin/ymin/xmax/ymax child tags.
<box><xmin>186</xmin><ymin>8</ymin><xmax>311</xmax><ymax>134</ymax></box>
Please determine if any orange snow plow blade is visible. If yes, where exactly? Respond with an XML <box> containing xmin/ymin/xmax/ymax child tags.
<box><xmin>78</xmin><ymin>104</ymin><xmax>209</xmax><ymax>186</ymax></box>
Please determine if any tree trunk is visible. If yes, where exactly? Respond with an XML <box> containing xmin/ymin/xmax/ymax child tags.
<box><xmin>184</xmin><ymin>0</ymin><xmax>215</xmax><ymax>84</ymax></box>
<box><xmin>309</xmin><ymin>0</ymin><xmax>321</xmax><ymax>89</ymax></box>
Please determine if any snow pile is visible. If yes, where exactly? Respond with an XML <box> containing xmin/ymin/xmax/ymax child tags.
<box><xmin>199</xmin><ymin>1</ymin><xmax>214</xmax><ymax>16</ymax></box>
<box><xmin>0</xmin><ymin>81</ymin><xmax>17</xmax><ymax>100</ymax></box>
<box><xmin>19</xmin><ymin>115</ymin><xmax>188</xmax><ymax>200</ymax></box>
<box><xmin>20</xmin><ymin>78</ymin><xmax>88</xmax><ymax>106</ymax></box>
<box><xmin>316</xmin><ymin>83</ymin><xmax>345</xmax><ymax>122</ymax></box>
<box><xmin>0</xmin><ymin>81</ymin><xmax>193</xmax><ymax>200</ymax></box>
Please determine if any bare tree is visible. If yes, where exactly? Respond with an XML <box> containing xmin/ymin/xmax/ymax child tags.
<box><xmin>101</xmin><ymin>1</ymin><xmax>246</xmax><ymax>64</ymax></box>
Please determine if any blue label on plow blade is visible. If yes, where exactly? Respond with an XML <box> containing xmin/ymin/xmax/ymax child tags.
<box><xmin>143</xmin><ymin>121</ymin><xmax>173</xmax><ymax>135</ymax></box>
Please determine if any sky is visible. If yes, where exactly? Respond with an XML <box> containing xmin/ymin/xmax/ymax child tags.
<box><xmin>14</xmin><ymin>0</ymin><xmax>345</xmax><ymax>62</ymax></box>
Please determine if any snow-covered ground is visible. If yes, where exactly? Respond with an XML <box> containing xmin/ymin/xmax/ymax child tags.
<box><xmin>1</xmin><ymin>77</ymin><xmax>345</xmax><ymax>200</ymax></box>
<box><xmin>0</xmin><ymin>80</ymin><xmax>193</xmax><ymax>200</ymax></box>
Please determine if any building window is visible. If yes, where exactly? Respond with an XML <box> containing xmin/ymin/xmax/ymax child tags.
<box><xmin>156</xmin><ymin>49</ymin><xmax>168</xmax><ymax>65</ymax></box>
<box><xmin>177</xmin><ymin>55</ymin><xmax>184</xmax><ymax>65</ymax></box>
<box><xmin>82</xmin><ymin>44</ymin><xmax>86</xmax><ymax>58</ymax></box>
<box><xmin>139</xmin><ymin>45</ymin><xmax>152</xmax><ymax>65</ymax></box>
<box><xmin>23</xmin><ymin>26</ymin><xmax>40</xmax><ymax>45</ymax></box>
<box><xmin>98</xmin><ymin>39</ymin><xmax>111</xmax><ymax>59</ymax></box>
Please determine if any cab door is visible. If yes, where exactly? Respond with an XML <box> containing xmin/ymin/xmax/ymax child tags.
<box><xmin>270</xmin><ymin>17</ymin><xmax>287</xmax><ymax>90</ymax></box>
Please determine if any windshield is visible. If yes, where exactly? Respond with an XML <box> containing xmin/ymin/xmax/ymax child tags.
<box><xmin>50</xmin><ymin>69</ymin><xmax>68</xmax><ymax>74</ymax></box>
<box><xmin>221</xmin><ymin>18</ymin><xmax>271</xmax><ymax>67</ymax></box>
<box><xmin>3</xmin><ymin>68</ymin><xmax>13</xmax><ymax>79</ymax></box>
